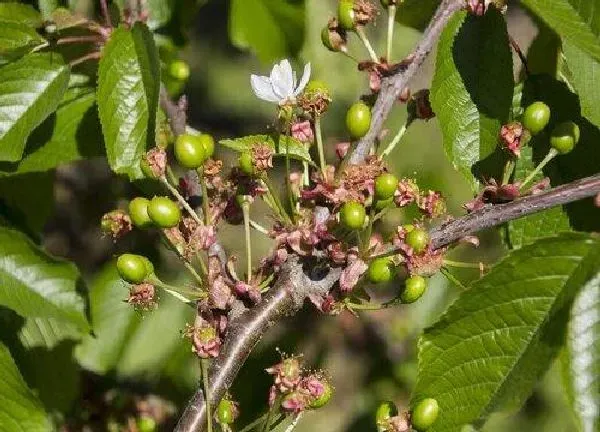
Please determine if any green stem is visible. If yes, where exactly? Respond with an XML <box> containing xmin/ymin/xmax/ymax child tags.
<box><xmin>302</xmin><ymin>160</ymin><xmax>310</xmax><ymax>186</ymax></box>
<box><xmin>261</xmin><ymin>395</ymin><xmax>282</xmax><ymax>432</ymax></box>
<box><xmin>380</xmin><ymin>119</ymin><xmax>410</xmax><ymax>158</ymax></box>
<box><xmin>355</xmin><ymin>26</ymin><xmax>379</xmax><ymax>63</ymax></box>
<box><xmin>502</xmin><ymin>158</ymin><xmax>516</xmax><ymax>185</ymax></box>
<box><xmin>239</xmin><ymin>413</ymin><xmax>283</xmax><ymax>432</ymax></box>
<box><xmin>284</xmin><ymin>413</ymin><xmax>304</xmax><ymax>432</ymax></box>
<box><xmin>441</xmin><ymin>267</ymin><xmax>467</xmax><ymax>291</ymax></box>
<box><xmin>386</xmin><ymin>5</ymin><xmax>397</xmax><ymax>62</ymax></box>
<box><xmin>201</xmin><ymin>358</ymin><xmax>213</xmax><ymax>432</ymax></box>
<box><xmin>165</xmin><ymin>166</ymin><xmax>179</xmax><ymax>187</ymax></box>
<box><xmin>160</xmin><ymin>177</ymin><xmax>203</xmax><ymax>226</ymax></box>
<box><xmin>314</xmin><ymin>115</ymin><xmax>327</xmax><ymax>178</ymax></box>
<box><xmin>263</xmin><ymin>176</ymin><xmax>293</xmax><ymax>225</ymax></box>
<box><xmin>159</xmin><ymin>232</ymin><xmax>205</xmax><ymax>288</ymax></box>
<box><xmin>258</xmin><ymin>273</ymin><xmax>275</xmax><ymax>291</ymax></box>
<box><xmin>520</xmin><ymin>148</ymin><xmax>558</xmax><ymax>190</ymax></box>
<box><xmin>242</xmin><ymin>201</ymin><xmax>252</xmax><ymax>283</ymax></box>
<box><xmin>151</xmin><ymin>279</ymin><xmax>206</xmax><ymax>302</ymax></box>
<box><xmin>250</xmin><ymin>219</ymin><xmax>270</xmax><ymax>236</ymax></box>
<box><xmin>443</xmin><ymin>259</ymin><xmax>482</xmax><ymax>269</ymax></box>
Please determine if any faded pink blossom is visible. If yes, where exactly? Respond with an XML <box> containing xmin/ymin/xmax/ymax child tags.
<box><xmin>144</xmin><ymin>147</ymin><xmax>167</xmax><ymax>178</ymax></box>
<box><xmin>418</xmin><ymin>190</ymin><xmax>446</xmax><ymax>218</ymax></box>
<box><xmin>209</xmin><ymin>276</ymin><xmax>232</xmax><ymax>310</ymax></box>
<box><xmin>395</xmin><ymin>178</ymin><xmax>420</xmax><ymax>207</ymax></box>
<box><xmin>127</xmin><ymin>283</ymin><xmax>156</xmax><ymax>309</ymax></box>
<box><xmin>335</xmin><ymin>142</ymin><xmax>351</xmax><ymax>159</ymax></box>
<box><xmin>500</xmin><ymin>122</ymin><xmax>524</xmax><ymax>157</ymax></box>
<box><xmin>266</xmin><ymin>356</ymin><xmax>302</xmax><ymax>393</ymax></box>
<box><xmin>234</xmin><ymin>280</ymin><xmax>261</xmax><ymax>304</ymax></box>
<box><xmin>101</xmin><ymin>210</ymin><xmax>132</xmax><ymax>240</ymax></box>
<box><xmin>188</xmin><ymin>225</ymin><xmax>217</xmax><ymax>254</ymax></box>
<box><xmin>291</xmin><ymin>120</ymin><xmax>314</xmax><ymax>143</ymax></box>
<box><xmin>187</xmin><ymin>324</ymin><xmax>221</xmax><ymax>359</ymax></box>
<box><xmin>339</xmin><ymin>258</ymin><xmax>368</xmax><ymax>292</ymax></box>
<box><xmin>281</xmin><ymin>391</ymin><xmax>309</xmax><ymax>414</ymax></box>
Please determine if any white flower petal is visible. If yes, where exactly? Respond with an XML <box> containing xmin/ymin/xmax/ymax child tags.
<box><xmin>270</xmin><ymin>60</ymin><xmax>294</xmax><ymax>99</ymax></box>
<box><xmin>251</xmin><ymin>74</ymin><xmax>280</xmax><ymax>103</ymax></box>
<box><xmin>294</xmin><ymin>63</ymin><xmax>312</xmax><ymax>95</ymax></box>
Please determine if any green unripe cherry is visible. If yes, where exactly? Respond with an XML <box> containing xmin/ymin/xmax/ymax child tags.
<box><xmin>128</xmin><ymin>197</ymin><xmax>153</xmax><ymax>229</ymax></box>
<box><xmin>148</xmin><ymin>196</ymin><xmax>181</xmax><ymax>228</ymax></box>
<box><xmin>401</xmin><ymin>275</ymin><xmax>427</xmax><ymax>304</ymax></box>
<box><xmin>376</xmin><ymin>401</ymin><xmax>398</xmax><ymax>427</ymax></box>
<box><xmin>136</xmin><ymin>416</ymin><xmax>157</xmax><ymax>432</ymax></box>
<box><xmin>168</xmin><ymin>60</ymin><xmax>190</xmax><ymax>81</ymax></box>
<box><xmin>339</xmin><ymin>201</ymin><xmax>366</xmax><ymax>230</ymax></box>
<box><xmin>374</xmin><ymin>173</ymin><xmax>399</xmax><ymax>201</ymax></box>
<box><xmin>405</xmin><ymin>228</ymin><xmax>429</xmax><ymax>253</ymax></box>
<box><xmin>346</xmin><ymin>102</ymin><xmax>372</xmax><ymax>139</ymax></box>
<box><xmin>117</xmin><ymin>254</ymin><xmax>150</xmax><ymax>284</ymax></box>
<box><xmin>238</xmin><ymin>152</ymin><xmax>255</xmax><ymax>176</ymax></box>
<box><xmin>197</xmin><ymin>133</ymin><xmax>215</xmax><ymax>158</ymax></box>
<box><xmin>550</xmin><ymin>121</ymin><xmax>580</xmax><ymax>154</ymax></box>
<box><xmin>309</xmin><ymin>381</ymin><xmax>333</xmax><ymax>408</ymax></box>
<box><xmin>522</xmin><ymin>101</ymin><xmax>551</xmax><ymax>135</ymax></box>
<box><xmin>174</xmin><ymin>133</ymin><xmax>206</xmax><ymax>169</ymax></box>
<box><xmin>368</xmin><ymin>258</ymin><xmax>394</xmax><ymax>284</ymax></box>
<box><xmin>338</xmin><ymin>0</ymin><xmax>356</xmax><ymax>30</ymax></box>
<box><xmin>411</xmin><ymin>398</ymin><xmax>440</xmax><ymax>431</ymax></box>
<box><xmin>216</xmin><ymin>399</ymin><xmax>236</xmax><ymax>425</ymax></box>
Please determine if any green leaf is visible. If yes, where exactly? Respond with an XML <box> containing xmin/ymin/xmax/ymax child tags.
<box><xmin>395</xmin><ymin>0</ymin><xmax>440</xmax><ymax>31</ymax></box>
<box><xmin>430</xmin><ymin>9</ymin><xmax>513</xmax><ymax>191</ymax></box>
<box><xmin>507</xmin><ymin>147</ymin><xmax>571</xmax><ymax>249</ymax></box>
<box><xmin>0</xmin><ymin>341</ymin><xmax>52</xmax><ymax>432</ymax></box>
<box><xmin>76</xmin><ymin>263</ymin><xmax>194</xmax><ymax>378</ymax></box>
<box><xmin>0</xmin><ymin>3</ymin><xmax>42</xmax><ymax>27</ymax></box>
<box><xmin>0</xmin><ymin>53</ymin><xmax>70</xmax><ymax>162</ymax></box>
<box><xmin>563</xmin><ymin>41</ymin><xmax>600</xmax><ymax>128</ymax></box>
<box><xmin>562</xmin><ymin>271</ymin><xmax>600</xmax><ymax>432</ymax></box>
<box><xmin>220</xmin><ymin>134</ymin><xmax>313</xmax><ymax>163</ymax></box>
<box><xmin>521</xmin><ymin>0</ymin><xmax>600</xmax><ymax>63</ymax></box>
<box><xmin>229</xmin><ymin>0</ymin><xmax>305</xmax><ymax>63</ymax></box>
<box><xmin>0</xmin><ymin>224</ymin><xmax>89</xmax><ymax>332</ymax></box>
<box><xmin>0</xmin><ymin>308</ymin><xmax>82</xmax><ymax>414</ymax></box>
<box><xmin>0</xmin><ymin>88</ymin><xmax>102</xmax><ymax>175</ymax></box>
<box><xmin>49</xmin><ymin>8</ymin><xmax>89</xmax><ymax>31</ymax></box>
<box><xmin>0</xmin><ymin>22</ymin><xmax>46</xmax><ymax>64</ymax></box>
<box><xmin>412</xmin><ymin>234</ymin><xmax>600</xmax><ymax>432</ymax></box>
<box><xmin>97</xmin><ymin>23</ymin><xmax>160</xmax><ymax>180</ymax></box>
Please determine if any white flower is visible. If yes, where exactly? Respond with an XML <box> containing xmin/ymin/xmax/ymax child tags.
<box><xmin>251</xmin><ymin>59</ymin><xmax>311</xmax><ymax>105</ymax></box>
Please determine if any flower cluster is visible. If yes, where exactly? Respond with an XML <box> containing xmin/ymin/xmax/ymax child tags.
<box><xmin>266</xmin><ymin>355</ymin><xmax>333</xmax><ymax>414</ymax></box>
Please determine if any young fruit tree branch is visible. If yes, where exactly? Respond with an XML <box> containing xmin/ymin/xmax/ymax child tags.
<box><xmin>349</xmin><ymin>0</ymin><xmax>465</xmax><ymax>164</ymax></box>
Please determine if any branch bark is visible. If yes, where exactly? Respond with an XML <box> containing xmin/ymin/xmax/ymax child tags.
<box><xmin>172</xmin><ymin>0</ymin><xmax>600</xmax><ymax>429</ymax></box>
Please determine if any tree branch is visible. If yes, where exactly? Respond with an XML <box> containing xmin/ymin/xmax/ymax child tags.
<box><xmin>172</xmin><ymin>1</ymin><xmax>600</xmax><ymax>429</ymax></box>
<box><xmin>349</xmin><ymin>0</ymin><xmax>464</xmax><ymax>164</ymax></box>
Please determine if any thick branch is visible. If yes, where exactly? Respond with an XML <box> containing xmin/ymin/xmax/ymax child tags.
<box><xmin>349</xmin><ymin>0</ymin><xmax>464</xmax><ymax>164</ymax></box>
<box><xmin>430</xmin><ymin>174</ymin><xmax>600</xmax><ymax>249</ymax></box>
<box><xmin>174</xmin><ymin>257</ymin><xmax>342</xmax><ymax>432</ymax></box>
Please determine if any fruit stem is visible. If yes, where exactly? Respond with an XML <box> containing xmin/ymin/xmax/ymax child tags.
<box><xmin>284</xmin><ymin>413</ymin><xmax>304</xmax><ymax>432</ymax></box>
<box><xmin>501</xmin><ymin>158</ymin><xmax>515</xmax><ymax>185</ymax></box>
<box><xmin>262</xmin><ymin>176</ymin><xmax>293</xmax><ymax>226</ymax></box>
<box><xmin>302</xmin><ymin>160</ymin><xmax>310</xmax><ymax>186</ymax></box>
<box><xmin>261</xmin><ymin>395</ymin><xmax>282</xmax><ymax>432</ymax></box>
<box><xmin>520</xmin><ymin>148</ymin><xmax>558</xmax><ymax>190</ymax></box>
<box><xmin>386</xmin><ymin>5</ymin><xmax>397</xmax><ymax>62</ymax></box>
<box><xmin>314</xmin><ymin>115</ymin><xmax>327</xmax><ymax>179</ymax></box>
<box><xmin>380</xmin><ymin>118</ymin><xmax>411</xmax><ymax>158</ymax></box>
<box><xmin>242</xmin><ymin>200</ymin><xmax>252</xmax><ymax>283</ymax></box>
<box><xmin>355</xmin><ymin>26</ymin><xmax>379</xmax><ymax>64</ymax></box>
<box><xmin>239</xmin><ymin>413</ymin><xmax>283</xmax><ymax>432</ymax></box>
<box><xmin>150</xmin><ymin>278</ymin><xmax>206</xmax><ymax>303</ymax></box>
<box><xmin>249</xmin><ymin>219</ymin><xmax>270</xmax><ymax>236</ymax></box>
<box><xmin>201</xmin><ymin>358</ymin><xmax>213</xmax><ymax>432</ymax></box>
<box><xmin>442</xmin><ymin>259</ymin><xmax>483</xmax><ymax>269</ymax></box>
<box><xmin>159</xmin><ymin>231</ymin><xmax>206</xmax><ymax>288</ymax></box>
<box><xmin>160</xmin><ymin>177</ymin><xmax>203</xmax><ymax>226</ymax></box>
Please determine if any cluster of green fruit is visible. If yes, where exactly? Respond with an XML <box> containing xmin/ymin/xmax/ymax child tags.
<box><xmin>522</xmin><ymin>101</ymin><xmax>580</xmax><ymax>154</ymax></box>
<box><xmin>376</xmin><ymin>398</ymin><xmax>439</xmax><ymax>432</ymax></box>
<box><xmin>338</xmin><ymin>172</ymin><xmax>430</xmax><ymax>303</ymax></box>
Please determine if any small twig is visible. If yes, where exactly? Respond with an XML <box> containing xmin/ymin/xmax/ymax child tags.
<box><xmin>69</xmin><ymin>51</ymin><xmax>101</xmax><ymax>67</ymax></box>
<box><xmin>509</xmin><ymin>35</ymin><xmax>529</xmax><ymax>76</ymax></box>
<box><xmin>56</xmin><ymin>35</ymin><xmax>103</xmax><ymax>45</ymax></box>
<box><xmin>99</xmin><ymin>0</ymin><xmax>113</xmax><ymax>28</ymax></box>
